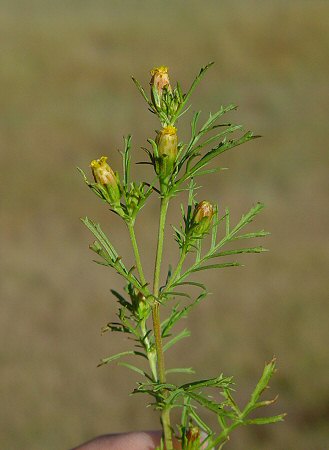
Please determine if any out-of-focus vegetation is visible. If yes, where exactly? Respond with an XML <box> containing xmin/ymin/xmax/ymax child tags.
<box><xmin>1</xmin><ymin>1</ymin><xmax>328</xmax><ymax>449</ymax></box>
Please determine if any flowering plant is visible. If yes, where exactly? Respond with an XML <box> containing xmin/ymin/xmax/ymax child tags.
<box><xmin>79</xmin><ymin>63</ymin><xmax>285</xmax><ymax>449</ymax></box>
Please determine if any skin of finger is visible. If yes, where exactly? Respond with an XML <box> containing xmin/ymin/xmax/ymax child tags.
<box><xmin>70</xmin><ymin>430</ymin><xmax>182</xmax><ymax>450</ymax></box>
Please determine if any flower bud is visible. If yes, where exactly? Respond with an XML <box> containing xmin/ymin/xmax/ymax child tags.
<box><xmin>90</xmin><ymin>156</ymin><xmax>121</xmax><ymax>203</ymax></box>
<box><xmin>191</xmin><ymin>201</ymin><xmax>215</xmax><ymax>236</ymax></box>
<box><xmin>150</xmin><ymin>66</ymin><xmax>171</xmax><ymax>95</ymax></box>
<box><xmin>155</xmin><ymin>125</ymin><xmax>178</xmax><ymax>179</ymax></box>
<box><xmin>131</xmin><ymin>289</ymin><xmax>150</xmax><ymax>319</ymax></box>
<box><xmin>186</xmin><ymin>426</ymin><xmax>200</xmax><ymax>443</ymax></box>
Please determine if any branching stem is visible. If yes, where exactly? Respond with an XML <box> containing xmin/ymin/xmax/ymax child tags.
<box><xmin>81</xmin><ymin>64</ymin><xmax>280</xmax><ymax>450</ymax></box>
<box><xmin>128</xmin><ymin>223</ymin><xmax>158</xmax><ymax>383</ymax></box>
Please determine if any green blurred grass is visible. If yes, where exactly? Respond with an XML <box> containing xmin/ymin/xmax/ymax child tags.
<box><xmin>1</xmin><ymin>1</ymin><xmax>329</xmax><ymax>449</ymax></box>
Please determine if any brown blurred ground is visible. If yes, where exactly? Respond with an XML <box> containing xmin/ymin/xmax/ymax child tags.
<box><xmin>1</xmin><ymin>1</ymin><xmax>329</xmax><ymax>449</ymax></box>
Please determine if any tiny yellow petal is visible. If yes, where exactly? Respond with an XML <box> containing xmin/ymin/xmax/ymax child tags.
<box><xmin>161</xmin><ymin>125</ymin><xmax>177</xmax><ymax>136</ymax></box>
<box><xmin>150</xmin><ymin>66</ymin><xmax>169</xmax><ymax>76</ymax></box>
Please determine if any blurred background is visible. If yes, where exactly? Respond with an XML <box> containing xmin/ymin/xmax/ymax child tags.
<box><xmin>1</xmin><ymin>1</ymin><xmax>329</xmax><ymax>449</ymax></box>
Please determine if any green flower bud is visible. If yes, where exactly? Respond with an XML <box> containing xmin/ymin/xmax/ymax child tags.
<box><xmin>131</xmin><ymin>288</ymin><xmax>150</xmax><ymax>319</ymax></box>
<box><xmin>90</xmin><ymin>156</ymin><xmax>121</xmax><ymax>204</ymax></box>
<box><xmin>191</xmin><ymin>200</ymin><xmax>215</xmax><ymax>236</ymax></box>
<box><xmin>155</xmin><ymin>125</ymin><xmax>178</xmax><ymax>180</ymax></box>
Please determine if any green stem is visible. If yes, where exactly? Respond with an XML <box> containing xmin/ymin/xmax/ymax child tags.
<box><xmin>163</xmin><ymin>248</ymin><xmax>187</xmax><ymax>295</ymax></box>
<box><xmin>140</xmin><ymin>319</ymin><xmax>157</xmax><ymax>381</ymax></box>
<box><xmin>128</xmin><ymin>223</ymin><xmax>157</xmax><ymax>381</ymax></box>
<box><xmin>153</xmin><ymin>196</ymin><xmax>169</xmax><ymax>297</ymax></box>
<box><xmin>161</xmin><ymin>407</ymin><xmax>173</xmax><ymax>450</ymax></box>
<box><xmin>113</xmin><ymin>260</ymin><xmax>148</xmax><ymax>298</ymax></box>
<box><xmin>212</xmin><ymin>421</ymin><xmax>241</xmax><ymax>448</ymax></box>
<box><xmin>127</xmin><ymin>221</ymin><xmax>148</xmax><ymax>288</ymax></box>
<box><xmin>151</xmin><ymin>302</ymin><xmax>165</xmax><ymax>384</ymax></box>
<box><xmin>152</xmin><ymin>195</ymin><xmax>173</xmax><ymax>450</ymax></box>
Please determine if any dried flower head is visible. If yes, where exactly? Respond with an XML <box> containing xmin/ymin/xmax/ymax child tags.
<box><xmin>186</xmin><ymin>426</ymin><xmax>200</xmax><ymax>443</ymax></box>
<box><xmin>150</xmin><ymin>66</ymin><xmax>171</xmax><ymax>94</ymax></box>
<box><xmin>191</xmin><ymin>200</ymin><xmax>215</xmax><ymax>236</ymax></box>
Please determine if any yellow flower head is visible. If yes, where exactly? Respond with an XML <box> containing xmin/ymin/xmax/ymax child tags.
<box><xmin>156</xmin><ymin>126</ymin><xmax>178</xmax><ymax>159</ymax></box>
<box><xmin>90</xmin><ymin>156</ymin><xmax>116</xmax><ymax>186</ymax></box>
<box><xmin>155</xmin><ymin>126</ymin><xmax>178</xmax><ymax>180</ymax></box>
